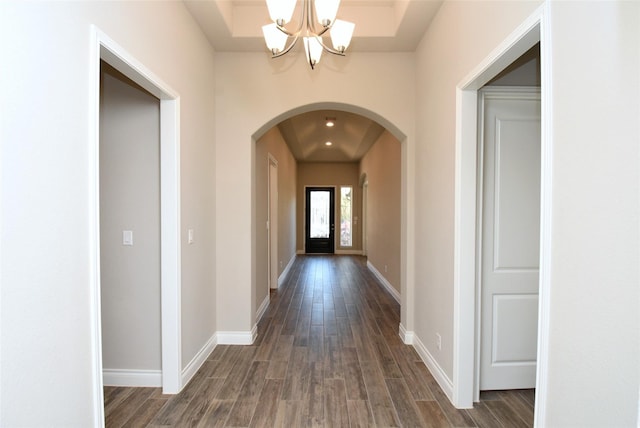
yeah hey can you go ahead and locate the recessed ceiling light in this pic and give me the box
[325,141,333,146]
[325,117,335,127]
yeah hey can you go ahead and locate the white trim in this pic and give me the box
[453,5,545,410]
[533,3,553,425]
[412,333,455,403]
[103,369,162,388]
[278,254,297,287]
[88,27,105,428]
[256,294,270,323]
[217,328,257,345]
[399,323,414,345]
[91,27,183,407]
[366,261,401,304]
[181,333,217,387]
[296,249,305,255]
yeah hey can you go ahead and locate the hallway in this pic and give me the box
[104,256,534,427]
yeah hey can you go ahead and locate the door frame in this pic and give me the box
[304,185,336,254]
[476,86,541,391]
[452,4,552,421]
[90,26,182,425]
[267,154,278,289]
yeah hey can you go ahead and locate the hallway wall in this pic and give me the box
[414,1,639,426]
[0,2,217,425]
[255,127,298,314]
[215,52,416,334]
[359,130,401,295]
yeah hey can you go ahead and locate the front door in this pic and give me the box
[479,88,541,390]
[305,187,335,254]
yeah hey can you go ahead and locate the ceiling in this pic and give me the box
[183,0,443,161]
[278,110,385,162]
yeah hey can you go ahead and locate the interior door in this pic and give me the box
[480,88,541,390]
[305,187,335,254]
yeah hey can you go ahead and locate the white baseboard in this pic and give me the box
[296,250,304,255]
[399,323,414,345]
[181,332,218,387]
[217,326,257,345]
[256,294,270,323]
[103,369,162,387]
[278,254,296,287]
[366,261,401,304]
[412,332,454,402]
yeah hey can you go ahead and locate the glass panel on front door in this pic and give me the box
[310,190,330,238]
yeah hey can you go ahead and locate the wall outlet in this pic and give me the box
[384,265,388,273]
[280,261,283,268]
[436,333,442,351]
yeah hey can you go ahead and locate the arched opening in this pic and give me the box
[251,102,409,335]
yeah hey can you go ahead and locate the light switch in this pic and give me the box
[122,230,133,246]
[188,229,194,244]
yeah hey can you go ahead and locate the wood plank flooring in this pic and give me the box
[104,255,534,427]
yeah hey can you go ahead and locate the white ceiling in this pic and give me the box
[183,0,443,161]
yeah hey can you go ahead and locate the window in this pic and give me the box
[340,186,352,247]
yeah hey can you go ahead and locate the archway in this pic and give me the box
[250,102,412,338]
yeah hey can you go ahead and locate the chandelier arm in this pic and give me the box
[314,35,346,56]
[271,35,300,58]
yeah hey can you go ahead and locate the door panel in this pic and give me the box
[480,89,540,390]
[305,187,335,253]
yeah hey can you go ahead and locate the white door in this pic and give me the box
[479,88,541,390]
[268,160,278,289]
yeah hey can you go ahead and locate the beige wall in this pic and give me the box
[413,0,543,381]
[296,162,362,253]
[100,65,161,373]
[415,1,639,425]
[359,131,401,294]
[255,127,297,313]
[543,2,639,425]
[1,2,217,424]
[214,52,415,334]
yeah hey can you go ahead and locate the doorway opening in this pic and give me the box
[90,27,182,423]
[305,186,336,254]
[99,61,162,389]
[453,6,551,420]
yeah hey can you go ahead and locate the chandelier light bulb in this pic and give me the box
[304,36,324,68]
[265,0,297,26]
[330,19,355,53]
[315,0,341,27]
[262,23,288,54]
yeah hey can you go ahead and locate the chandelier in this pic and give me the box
[262,0,355,69]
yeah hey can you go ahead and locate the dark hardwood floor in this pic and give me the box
[104,255,534,427]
